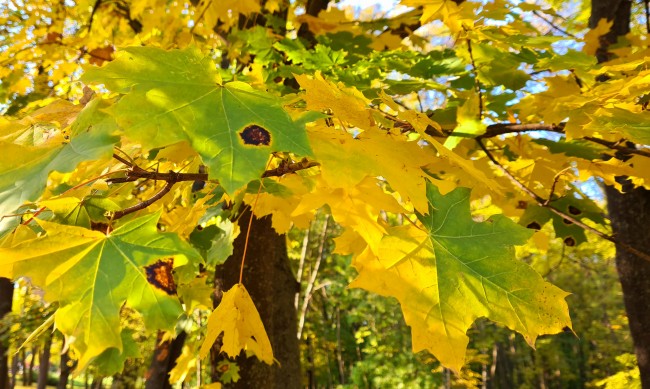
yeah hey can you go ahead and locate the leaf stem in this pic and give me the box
[239,158,274,284]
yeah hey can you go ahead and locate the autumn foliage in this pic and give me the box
[1,0,649,386]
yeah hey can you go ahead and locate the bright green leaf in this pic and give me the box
[82,46,313,194]
[0,212,201,370]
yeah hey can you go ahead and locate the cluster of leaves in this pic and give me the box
[290,211,632,388]
[1,0,649,383]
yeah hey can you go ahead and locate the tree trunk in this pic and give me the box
[91,376,104,389]
[214,210,301,389]
[37,334,52,389]
[27,347,37,386]
[57,348,72,389]
[605,183,650,386]
[589,0,650,386]
[144,331,186,389]
[9,354,17,389]
[0,278,12,389]
[20,350,26,387]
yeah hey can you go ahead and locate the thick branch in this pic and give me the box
[108,154,319,184]
[476,139,650,263]
[422,122,650,159]
[108,154,320,219]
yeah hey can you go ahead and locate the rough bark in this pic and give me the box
[605,183,650,386]
[590,0,650,386]
[0,278,12,389]
[144,331,187,389]
[214,210,301,389]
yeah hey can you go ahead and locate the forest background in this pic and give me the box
[0,0,649,388]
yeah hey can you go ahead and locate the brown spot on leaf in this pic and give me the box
[568,205,581,215]
[562,218,573,225]
[239,125,271,146]
[526,221,542,230]
[564,237,576,246]
[145,258,177,295]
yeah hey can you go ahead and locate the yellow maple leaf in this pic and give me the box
[199,284,274,365]
[196,0,261,30]
[350,185,571,371]
[293,176,403,253]
[400,0,473,33]
[169,345,197,384]
[295,72,374,130]
[397,108,502,194]
[295,8,360,36]
[308,124,437,211]
[162,194,214,239]
[583,18,612,56]
[243,174,314,233]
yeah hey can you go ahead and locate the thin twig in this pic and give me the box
[476,139,650,263]
[87,0,103,33]
[465,35,484,119]
[582,136,650,159]
[112,153,134,168]
[532,10,578,38]
[239,159,269,285]
[20,169,127,226]
[190,0,213,33]
[112,181,175,220]
[544,166,573,206]
[645,0,650,34]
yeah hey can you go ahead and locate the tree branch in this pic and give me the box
[476,139,650,263]
[425,122,650,159]
[111,181,174,220]
[107,154,320,220]
[107,154,319,185]
[532,10,578,38]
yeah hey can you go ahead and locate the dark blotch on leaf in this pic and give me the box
[239,125,271,146]
[145,258,177,295]
[527,221,542,230]
[564,237,576,247]
[516,201,528,209]
[562,218,573,225]
[568,205,581,215]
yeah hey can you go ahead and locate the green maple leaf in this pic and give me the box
[0,123,118,233]
[82,46,313,194]
[350,183,572,370]
[0,212,201,370]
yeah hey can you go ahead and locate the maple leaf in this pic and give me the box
[583,18,612,55]
[295,72,374,129]
[199,283,274,365]
[0,116,118,232]
[196,0,261,29]
[308,124,437,211]
[350,183,572,371]
[82,46,312,194]
[0,212,201,370]
[292,176,404,253]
